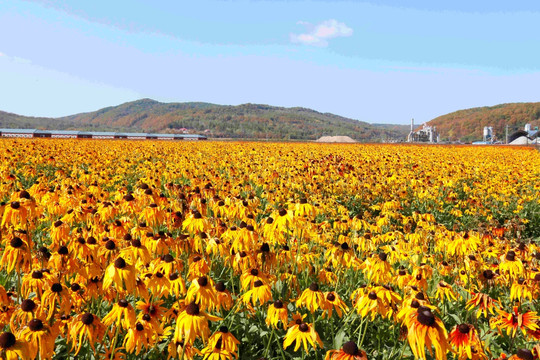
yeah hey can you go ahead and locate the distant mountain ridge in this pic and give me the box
[426,102,540,142]
[0,99,410,141]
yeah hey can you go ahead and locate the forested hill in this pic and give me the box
[0,99,409,141]
[427,102,540,142]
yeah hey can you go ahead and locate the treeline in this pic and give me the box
[428,102,540,141]
[1,99,410,141]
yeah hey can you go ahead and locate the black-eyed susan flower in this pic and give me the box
[435,281,457,302]
[499,251,524,279]
[102,299,136,330]
[174,302,221,345]
[18,318,58,359]
[325,341,368,360]
[123,320,155,355]
[241,280,272,307]
[103,256,136,293]
[510,278,533,302]
[10,299,44,330]
[448,324,482,360]
[0,236,31,273]
[136,300,165,331]
[186,276,218,311]
[21,269,52,298]
[283,322,323,353]
[354,290,388,320]
[208,326,240,353]
[1,201,28,229]
[466,292,498,318]
[407,306,449,360]
[266,300,288,329]
[296,282,324,313]
[491,306,539,337]
[214,281,233,311]
[200,338,237,360]
[322,291,349,319]
[0,331,29,360]
[68,312,106,355]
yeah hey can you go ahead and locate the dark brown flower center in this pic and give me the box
[254,280,264,287]
[118,299,129,308]
[215,281,226,292]
[105,240,116,250]
[309,282,319,291]
[417,308,435,326]
[368,292,378,300]
[70,283,81,292]
[185,302,200,316]
[274,300,284,309]
[250,269,259,276]
[483,270,494,279]
[378,252,388,261]
[10,237,23,248]
[197,276,208,286]
[326,293,336,301]
[136,322,144,331]
[415,292,425,300]
[0,332,16,349]
[219,326,229,333]
[28,319,44,331]
[278,209,287,216]
[10,202,20,209]
[21,299,36,312]
[114,257,126,269]
[458,324,471,334]
[506,251,516,261]
[299,323,309,332]
[517,349,534,360]
[81,313,94,325]
[20,190,30,199]
[32,271,43,279]
[342,341,360,355]
[51,283,63,293]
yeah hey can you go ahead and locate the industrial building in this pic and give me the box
[0,129,208,140]
[407,119,439,143]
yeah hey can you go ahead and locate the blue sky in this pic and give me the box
[1,0,540,124]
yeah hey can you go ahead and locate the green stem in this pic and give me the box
[264,328,275,357]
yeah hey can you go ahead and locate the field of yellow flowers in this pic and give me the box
[0,139,539,360]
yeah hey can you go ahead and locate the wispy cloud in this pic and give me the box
[0,51,5,57]
[291,19,353,47]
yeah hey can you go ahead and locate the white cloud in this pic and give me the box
[0,52,5,57]
[291,19,353,47]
